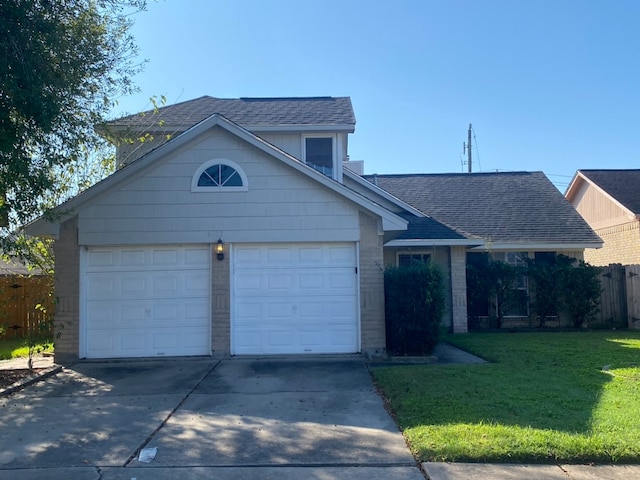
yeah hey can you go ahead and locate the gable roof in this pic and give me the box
[106,96,356,133]
[341,169,482,246]
[27,113,406,237]
[566,169,640,215]
[364,171,602,249]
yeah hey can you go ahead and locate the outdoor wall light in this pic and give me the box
[216,238,225,261]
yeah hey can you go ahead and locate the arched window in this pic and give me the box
[191,159,248,192]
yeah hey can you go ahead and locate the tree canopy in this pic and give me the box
[0,0,146,226]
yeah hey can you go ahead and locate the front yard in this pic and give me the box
[372,331,640,464]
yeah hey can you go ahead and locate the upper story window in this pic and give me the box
[304,136,334,178]
[191,159,248,192]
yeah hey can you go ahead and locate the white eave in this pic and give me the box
[385,238,485,247]
[469,242,603,251]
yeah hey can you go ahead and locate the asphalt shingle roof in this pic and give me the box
[578,169,640,214]
[394,213,470,241]
[109,96,356,130]
[364,171,601,245]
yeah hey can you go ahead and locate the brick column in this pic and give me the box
[53,218,80,364]
[450,246,469,333]
[212,244,231,356]
[359,212,386,356]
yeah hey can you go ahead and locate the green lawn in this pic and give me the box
[0,337,54,360]
[371,331,640,464]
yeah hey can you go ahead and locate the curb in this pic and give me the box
[0,365,62,397]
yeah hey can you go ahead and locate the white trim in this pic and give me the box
[302,134,337,181]
[355,241,362,353]
[386,239,484,247]
[470,242,602,251]
[191,158,249,192]
[79,247,88,359]
[229,242,235,356]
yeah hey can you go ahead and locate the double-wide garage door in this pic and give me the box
[82,243,359,358]
[232,243,359,355]
[83,246,211,358]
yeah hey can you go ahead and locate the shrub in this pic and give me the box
[466,254,524,329]
[384,263,445,355]
[556,256,602,327]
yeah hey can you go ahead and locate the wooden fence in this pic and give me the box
[0,276,54,339]
[591,264,640,329]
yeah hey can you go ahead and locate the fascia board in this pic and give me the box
[469,242,603,251]
[385,239,485,247]
[23,219,60,238]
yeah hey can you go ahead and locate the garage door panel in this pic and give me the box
[83,245,211,358]
[235,269,356,297]
[233,243,358,355]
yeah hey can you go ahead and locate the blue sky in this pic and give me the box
[114,0,640,191]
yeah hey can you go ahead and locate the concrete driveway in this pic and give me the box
[0,357,424,479]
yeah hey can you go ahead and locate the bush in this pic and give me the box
[384,263,445,355]
[556,256,601,327]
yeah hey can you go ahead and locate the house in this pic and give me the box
[565,169,640,266]
[26,96,602,363]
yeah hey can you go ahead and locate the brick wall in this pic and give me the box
[358,211,386,356]
[449,246,468,333]
[211,246,230,356]
[585,221,640,266]
[53,218,80,365]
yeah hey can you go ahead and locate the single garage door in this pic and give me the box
[232,243,358,355]
[83,245,211,358]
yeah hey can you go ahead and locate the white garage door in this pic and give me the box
[232,243,359,355]
[82,246,211,358]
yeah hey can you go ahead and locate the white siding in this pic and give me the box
[78,126,361,245]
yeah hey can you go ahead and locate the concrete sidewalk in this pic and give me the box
[422,462,640,479]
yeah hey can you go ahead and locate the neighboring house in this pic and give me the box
[565,169,640,266]
[26,96,602,363]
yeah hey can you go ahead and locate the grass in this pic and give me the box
[0,337,54,360]
[371,331,640,464]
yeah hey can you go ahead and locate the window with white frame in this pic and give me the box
[304,136,334,178]
[191,159,248,192]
